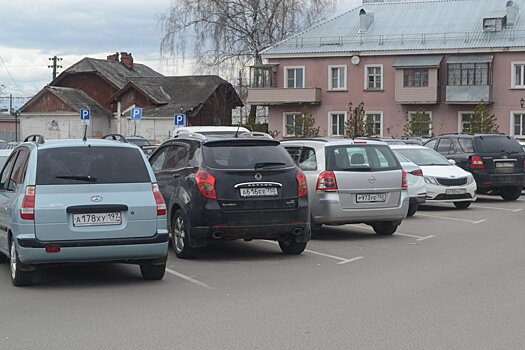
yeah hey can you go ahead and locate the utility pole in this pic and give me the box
[48,56,63,80]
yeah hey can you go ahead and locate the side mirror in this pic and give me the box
[448,159,456,165]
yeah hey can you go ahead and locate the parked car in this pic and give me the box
[0,135,168,286]
[6,142,21,150]
[424,134,525,200]
[355,137,406,145]
[0,149,14,170]
[126,136,151,148]
[392,151,427,216]
[149,133,310,259]
[519,141,525,152]
[141,145,159,158]
[282,138,409,236]
[391,145,476,209]
[172,126,250,138]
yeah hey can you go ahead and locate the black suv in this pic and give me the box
[424,134,525,200]
[149,133,310,258]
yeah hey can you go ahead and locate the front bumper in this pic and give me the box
[425,182,477,203]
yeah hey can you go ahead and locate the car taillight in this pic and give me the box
[316,171,338,191]
[152,183,166,216]
[196,169,217,199]
[409,169,423,176]
[469,155,485,169]
[20,185,36,220]
[402,170,408,190]
[296,169,308,197]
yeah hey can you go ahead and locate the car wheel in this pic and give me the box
[140,262,166,280]
[407,203,418,217]
[172,210,196,259]
[372,221,398,235]
[454,201,471,209]
[278,238,307,255]
[500,187,521,201]
[10,240,33,287]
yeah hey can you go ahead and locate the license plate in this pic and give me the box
[356,193,386,203]
[495,162,515,168]
[446,188,467,195]
[240,187,278,197]
[73,212,122,226]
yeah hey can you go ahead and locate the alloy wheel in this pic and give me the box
[174,216,185,252]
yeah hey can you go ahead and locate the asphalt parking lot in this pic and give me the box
[1,194,525,350]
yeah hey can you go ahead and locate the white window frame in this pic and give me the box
[457,111,475,133]
[328,111,347,136]
[365,111,384,137]
[407,110,433,137]
[328,65,347,91]
[282,112,303,137]
[364,64,383,90]
[284,66,305,88]
[511,61,525,88]
[510,110,525,138]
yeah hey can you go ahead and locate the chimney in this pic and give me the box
[506,1,519,27]
[107,52,119,62]
[359,9,374,33]
[120,52,134,70]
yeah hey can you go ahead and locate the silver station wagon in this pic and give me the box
[0,135,168,286]
[283,138,409,236]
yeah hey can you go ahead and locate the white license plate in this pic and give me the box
[495,162,515,168]
[446,188,467,195]
[73,212,122,226]
[356,193,386,203]
[240,187,278,197]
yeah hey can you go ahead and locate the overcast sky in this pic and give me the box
[0,0,362,100]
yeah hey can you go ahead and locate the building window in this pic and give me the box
[365,65,383,89]
[447,63,489,86]
[283,112,303,137]
[285,67,304,88]
[403,69,429,87]
[407,111,432,137]
[365,112,383,137]
[328,65,347,90]
[513,113,525,137]
[511,62,525,88]
[329,112,346,136]
[458,112,474,132]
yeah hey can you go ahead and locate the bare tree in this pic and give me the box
[159,0,337,119]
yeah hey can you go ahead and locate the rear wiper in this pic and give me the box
[420,163,447,166]
[254,162,286,169]
[55,175,97,182]
[341,166,372,171]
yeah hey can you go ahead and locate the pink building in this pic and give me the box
[247,0,525,140]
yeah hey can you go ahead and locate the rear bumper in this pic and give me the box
[192,223,311,242]
[474,172,525,189]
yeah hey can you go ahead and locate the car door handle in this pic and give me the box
[173,174,180,179]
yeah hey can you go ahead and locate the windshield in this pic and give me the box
[395,148,450,166]
[202,143,294,169]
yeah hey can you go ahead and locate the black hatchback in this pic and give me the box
[424,134,525,200]
[149,134,310,259]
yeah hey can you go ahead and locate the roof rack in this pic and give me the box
[173,132,207,140]
[102,134,129,143]
[24,134,45,144]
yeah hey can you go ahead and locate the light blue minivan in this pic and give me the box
[0,135,168,286]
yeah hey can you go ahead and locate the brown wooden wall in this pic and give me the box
[57,73,117,110]
[23,91,75,113]
[192,85,234,126]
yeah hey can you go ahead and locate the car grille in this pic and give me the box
[432,193,473,200]
[436,177,467,186]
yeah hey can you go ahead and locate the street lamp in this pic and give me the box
[520,97,525,109]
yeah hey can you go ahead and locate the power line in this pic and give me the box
[0,55,29,95]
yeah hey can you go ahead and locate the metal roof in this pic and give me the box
[262,0,525,56]
[447,54,494,63]
[392,55,443,67]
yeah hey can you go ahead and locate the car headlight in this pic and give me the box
[466,174,475,185]
[424,176,438,185]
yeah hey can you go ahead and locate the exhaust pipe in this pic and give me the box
[211,231,224,239]
[292,228,303,236]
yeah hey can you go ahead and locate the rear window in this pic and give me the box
[475,136,523,154]
[36,146,150,185]
[203,143,295,169]
[127,138,151,147]
[326,145,400,171]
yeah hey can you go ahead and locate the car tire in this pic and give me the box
[500,187,521,201]
[278,238,307,255]
[372,221,398,235]
[0,252,8,263]
[453,201,471,209]
[407,203,418,217]
[140,262,166,280]
[10,240,33,287]
[172,210,196,259]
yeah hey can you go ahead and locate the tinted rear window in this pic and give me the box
[36,146,150,185]
[203,144,294,169]
[475,136,523,154]
[326,145,400,171]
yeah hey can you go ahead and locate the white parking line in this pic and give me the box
[416,213,486,224]
[165,268,214,289]
[396,233,436,241]
[262,240,363,265]
[473,205,523,212]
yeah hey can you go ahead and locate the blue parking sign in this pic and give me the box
[130,107,143,120]
[80,108,90,121]
[174,113,185,126]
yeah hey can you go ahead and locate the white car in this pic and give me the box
[392,151,427,216]
[172,126,250,138]
[391,145,477,209]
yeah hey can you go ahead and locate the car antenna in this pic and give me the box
[234,123,241,138]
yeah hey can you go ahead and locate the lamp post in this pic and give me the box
[520,98,525,109]
[14,110,19,141]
